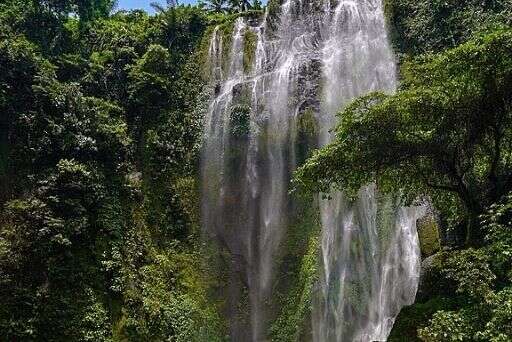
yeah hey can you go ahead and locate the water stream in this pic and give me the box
[201,0,423,340]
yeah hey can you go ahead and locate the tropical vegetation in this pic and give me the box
[0,0,511,340]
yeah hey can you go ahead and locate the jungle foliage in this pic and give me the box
[384,0,512,56]
[0,1,225,340]
[390,194,512,341]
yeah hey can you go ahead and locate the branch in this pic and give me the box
[488,114,503,195]
[425,181,460,194]
[419,167,460,194]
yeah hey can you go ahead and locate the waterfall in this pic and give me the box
[201,0,423,340]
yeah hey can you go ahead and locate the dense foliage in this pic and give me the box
[392,193,512,341]
[0,1,225,340]
[384,0,512,55]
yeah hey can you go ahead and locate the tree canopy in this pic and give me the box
[385,0,512,55]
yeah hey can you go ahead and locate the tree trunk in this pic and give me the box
[465,209,482,247]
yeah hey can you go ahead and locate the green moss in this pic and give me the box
[417,216,441,257]
[201,11,265,80]
[270,196,321,342]
[271,235,319,342]
[297,108,317,138]
[173,176,201,236]
[296,108,319,164]
[243,28,257,73]
[198,18,237,82]
[113,200,226,342]
[219,20,235,74]
[199,25,217,81]
[230,104,251,137]
[267,0,283,26]
[376,192,398,249]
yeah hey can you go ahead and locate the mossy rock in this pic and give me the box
[270,195,321,342]
[229,104,251,137]
[243,28,257,73]
[267,0,284,30]
[417,252,455,302]
[417,215,441,257]
[295,108,319,164]
[297,108,318,138]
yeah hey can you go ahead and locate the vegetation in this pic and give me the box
[413,194,512,341]
[270,195,320,342]
[242,27,257,73]
[200,0,262,13]
[384,0,512,56]
[1,0,511,340]
[417,216,441,257]
[0,1,224,340]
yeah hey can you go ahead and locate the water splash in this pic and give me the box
[201,1,423,340]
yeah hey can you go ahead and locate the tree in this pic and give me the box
[0,2,217,340]
[32,0,116,24]
[385,0,512,55]
[200,0,229,13]
[417,192,512,341]
[150,0,179,13]
[294,28,512,245]
[251,0,262,11]
[0,36,46,202]
[0,75,130,340]
[75,0,117,29]
[199,0,253,13]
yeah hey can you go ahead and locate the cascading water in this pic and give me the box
[312,1,425,341]
[201,0,424,340]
